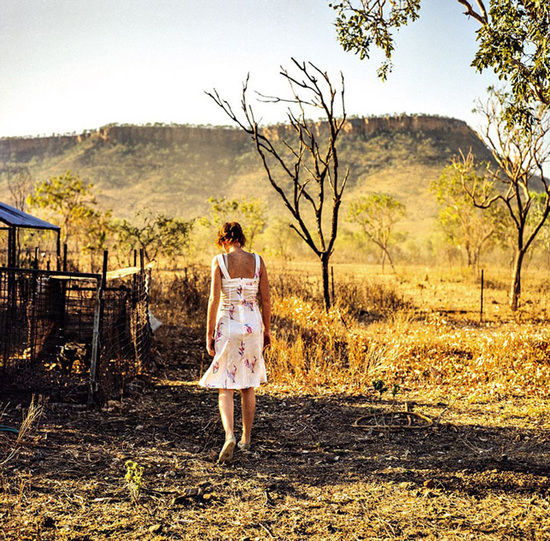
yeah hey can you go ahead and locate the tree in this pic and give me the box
[329,0,550,127]
[461,87,550,310]
[348,193,405,272]
[113,211,193,263]
[204,197,267,249]
[431,152,504,270]
[261,217,301,264]
[206,59,349,309]
[26,171,99,244]
[6,167,33,211]
[530,191,550,266]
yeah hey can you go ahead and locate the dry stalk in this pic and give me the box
[0,395,44,466]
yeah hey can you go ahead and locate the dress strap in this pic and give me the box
[217,254,231,280]
[253,253,260,279]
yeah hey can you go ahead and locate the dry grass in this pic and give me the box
[156,262,550,401]
[1,262,550,540]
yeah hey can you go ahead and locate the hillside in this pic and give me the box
[0,115,493,244]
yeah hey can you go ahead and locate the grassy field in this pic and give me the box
[1,262,550,539]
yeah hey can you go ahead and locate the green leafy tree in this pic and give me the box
[525,191,550,266]
[203,196,267,249]
[113,211,193,263]
[261,217,301,264]
[26,170,99,245]
[329,0,550,127]
[348,193,406,272]
[431,152,505,270]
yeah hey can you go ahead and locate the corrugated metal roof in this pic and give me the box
[0,202,60,230]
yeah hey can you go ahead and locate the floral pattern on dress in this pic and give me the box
[242,300,254,311]
[245,356,257,373]
[226,364,237,383]
[215,320,224,341]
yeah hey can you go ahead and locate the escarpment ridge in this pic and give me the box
[0,114,486,163]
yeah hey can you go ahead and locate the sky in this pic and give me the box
[0,0,500,138]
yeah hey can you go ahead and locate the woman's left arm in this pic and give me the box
[206,257,222,356]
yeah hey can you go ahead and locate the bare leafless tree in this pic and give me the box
[206,59,349,309]
[6,167,33,210]
[461,87,550,311]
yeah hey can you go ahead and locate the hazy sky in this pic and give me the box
[0,0,500,138]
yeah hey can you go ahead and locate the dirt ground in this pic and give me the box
[1,320,550,540]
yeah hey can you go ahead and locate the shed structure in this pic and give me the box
[0,202,152,405]
[0,202,61,268]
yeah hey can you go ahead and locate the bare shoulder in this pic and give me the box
[211,255,221,273]
[258,254,268,273]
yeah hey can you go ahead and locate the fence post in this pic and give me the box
[56,231,61,271]
[331,266,335,305]
[480,268,484,323]
[63,243,68,272]
[88,250,108,406]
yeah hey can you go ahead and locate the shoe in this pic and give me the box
[218,435,236,463]
[238,440,251,451]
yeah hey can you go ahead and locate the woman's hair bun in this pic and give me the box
[216,222,246,248]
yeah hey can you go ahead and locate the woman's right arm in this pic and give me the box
[258,256,271,349]
[206,257,221,356]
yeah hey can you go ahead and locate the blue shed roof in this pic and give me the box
[0,202,60,230]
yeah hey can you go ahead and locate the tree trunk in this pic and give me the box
[509,249,525,311]
[321,255,331,310]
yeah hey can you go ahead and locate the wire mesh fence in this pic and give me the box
[0,254,153,405]
[95,267,153,402]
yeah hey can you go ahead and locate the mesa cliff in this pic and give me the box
[0,114,488,164]
[0,114,492,239]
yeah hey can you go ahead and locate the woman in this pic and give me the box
[199,222,271,463]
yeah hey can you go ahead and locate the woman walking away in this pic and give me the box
[199,222,271,463]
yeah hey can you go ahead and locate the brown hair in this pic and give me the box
[216,222,246,248]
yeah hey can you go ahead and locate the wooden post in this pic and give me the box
[102,250,108,287]
[63,243,68,272]
[480,268,484,323]
[132,249,138,306]
[29,269,37,362]
[56,231,61,271]
[88,277,102,406]
[7,227,16,267]
[331,266,335,305]
[88,250,108,406]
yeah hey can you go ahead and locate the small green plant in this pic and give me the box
[391,383,400,397]
[124,460,144,503]
[372,379,388,398]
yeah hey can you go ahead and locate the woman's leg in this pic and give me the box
[240,387,256,444]
[218,389,235,439]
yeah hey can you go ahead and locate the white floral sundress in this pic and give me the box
[199,253,267,389]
